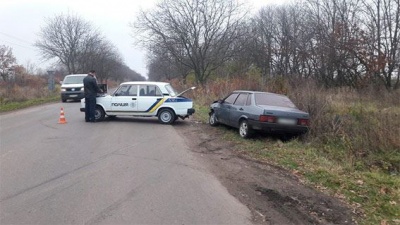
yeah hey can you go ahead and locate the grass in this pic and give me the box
[193,104,210,123]
[0,94,59,112]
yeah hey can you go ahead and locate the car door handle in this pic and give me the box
[132,98,136,100]
[239,108,244,111]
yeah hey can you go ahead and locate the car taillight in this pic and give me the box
[260,115,276,123]
[298,119,309,126]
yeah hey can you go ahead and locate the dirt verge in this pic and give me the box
[174,120,355,225]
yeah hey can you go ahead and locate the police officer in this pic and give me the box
[83,70,102,122]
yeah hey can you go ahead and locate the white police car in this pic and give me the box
[80,81,195,124]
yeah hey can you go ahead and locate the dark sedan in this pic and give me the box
[209,90,310,138]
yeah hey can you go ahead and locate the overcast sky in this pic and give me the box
[0,0,287,77]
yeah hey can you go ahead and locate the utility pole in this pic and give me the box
[47,70,55,91]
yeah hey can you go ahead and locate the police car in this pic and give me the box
[80,81,195,124]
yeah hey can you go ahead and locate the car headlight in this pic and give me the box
[61,88,66,92]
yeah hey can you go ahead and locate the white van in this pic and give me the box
[60,74,86,102]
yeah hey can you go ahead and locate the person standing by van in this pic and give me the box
[83,70,102,122]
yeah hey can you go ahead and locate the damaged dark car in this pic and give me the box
[209,90,310,138]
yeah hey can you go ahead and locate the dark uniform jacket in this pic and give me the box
[83,75,101,98]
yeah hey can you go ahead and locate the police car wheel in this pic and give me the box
[95,106,105,122]
[158,108,175,124]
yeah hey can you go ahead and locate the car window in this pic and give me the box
[255,93,296,108]
[115,85,130,96]
[234,93,248,106]
[224,93,239,104]
[127,85,138,96]
[154,87,163,96]
[246,94,252,106]
[139,85,162,96]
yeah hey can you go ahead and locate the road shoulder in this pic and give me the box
[174,120,355,225]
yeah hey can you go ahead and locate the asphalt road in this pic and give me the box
[0,102,251,224]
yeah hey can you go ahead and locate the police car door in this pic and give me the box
[137,84,163,114]
[110,84,138,114]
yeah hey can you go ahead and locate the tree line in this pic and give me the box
[1,13,145,83]
[35,13,145,83]
[134,0,399,90]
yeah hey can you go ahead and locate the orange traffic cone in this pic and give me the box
[58,107,67,124]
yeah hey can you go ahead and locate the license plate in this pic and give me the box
[277,118,296,125]
[69,95,78,97]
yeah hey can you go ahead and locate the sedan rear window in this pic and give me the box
[255,93,296,108]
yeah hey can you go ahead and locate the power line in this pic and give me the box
[0,32,33,45]
[0,38,36,50]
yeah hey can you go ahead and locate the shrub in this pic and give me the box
[289,79,400,173]
[0,74,58,105]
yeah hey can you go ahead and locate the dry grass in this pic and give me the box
[289,82,400,174]
[0,74,54,103]
[0,74,59,111]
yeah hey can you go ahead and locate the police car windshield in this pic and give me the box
[165,84,177,97]
[63,76,85,84]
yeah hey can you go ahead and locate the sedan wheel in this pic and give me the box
[239,120,252,138]
[209,111,219,126]
[158,108,175,124]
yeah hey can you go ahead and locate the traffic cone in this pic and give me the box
[58,107,67,124]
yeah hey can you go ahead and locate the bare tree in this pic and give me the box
[35,13,144,82]
[35,13,103,74]
[249,4,319,81]
[271,5,311,78]
[114,64,145,82]
[79,40,123,82]
[244,0,399,90]
[361,0,400,89]
[0,45,17,82]
[147,43,192,81]
[302,0,365,87]
[147,53,179,81]
[133,0,248,85]
[245,7,276,82]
